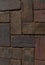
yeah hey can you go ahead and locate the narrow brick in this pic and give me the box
[0,0,20,10]
[22,0,33,23]
[11,60,21,65]
[34,10,45,22]
[22,48,34,65]
[22,22,35,34]
[0,11,9,22]
[0,23,10,46]
[34,0,45,9]
[11,11,21,34]
[11,35,35,47]
[35,23,45,34]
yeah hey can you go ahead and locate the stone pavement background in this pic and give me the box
[0,0,45,65]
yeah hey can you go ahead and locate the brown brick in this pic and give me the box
[35,23,45,34]
[34,10,45,22]
[35,60,45,65]
[11,48,22,60]
[11,59,21,65]
[22,0,33,23]
[0,11,9,22]
[35,36,45,60]
[22,48,34,65]
[22,22,35,34]
[34,0,45,9]
[0,0,20,10]
[11,11,21,34]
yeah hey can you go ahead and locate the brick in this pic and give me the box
[0,23,10,46]
[34,0,45,9]
[11,35,35,47]
[22,22,35,34]
[22,0,33,23]
[35,60,45,65]
[35,23,45,34]
[0,58,10,65]
[0,47,11,58]
[11,48,22,60]
[22,48,34,65]
[11,60,21,65]
[0,11,9,22]
[35,36,45,60]
[34,10,45,22]
[0,0,20,10]
[11,11,21,34]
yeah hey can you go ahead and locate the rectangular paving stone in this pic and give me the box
[35,23,45,34]
[34,10,45,22]
[22,22,35,34]
[0,23,10,46]
[11,48,22,60]
[11,35,35,47]
[22,0,33,23]
[22,48,34,65]
[34,0,45,9]
[0,11,9,22]
[11,11,21,34]
[0,47,11,58]
[0,0,20,11]
[0,58,10,65]
[11,60,21,65]
[35,60,45,65]
[35,36,45,60]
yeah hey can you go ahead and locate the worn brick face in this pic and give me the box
[11,11,21,34]
[34,0,45,9]
[34,10,45,22]
[0,11,9,22]
[22,48,34,65]
[0,0,20,10]
[0,23,10,46]
[22,0,33,23]
[11,35,35,47]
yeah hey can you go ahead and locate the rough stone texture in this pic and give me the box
[22,48,34,65]
[0,0,20,11]
[0,23,10,46]
[34,10,45,22]
[35,36,45,60]
[22,0,33,23]
[0,11,9,22]
[11,11,21,34]
[11,60,21,65]
[22,22,35,34]
[35,60,45,65]
[34,0,45,9]
[11,35,35,47]
[35,23,45,34]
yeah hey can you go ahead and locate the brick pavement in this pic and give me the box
[0,0,45,65]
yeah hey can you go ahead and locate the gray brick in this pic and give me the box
[0,23,10,46]
[0,0,20,10]
[22,0,33,23]
[0,58,10,65]
[11,35,35,47]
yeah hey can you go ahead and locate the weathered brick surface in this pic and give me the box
[22,48,34,65]
[35,60,45,65]
[0,11,9,22]
[0,23,10,46]
[34,0,45,9]
[0,0,20,10]
[11,35,35,47]
[11,11,21,34]
[34,10,45,22]
[35,36,45,60]
[22,0,33,23]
